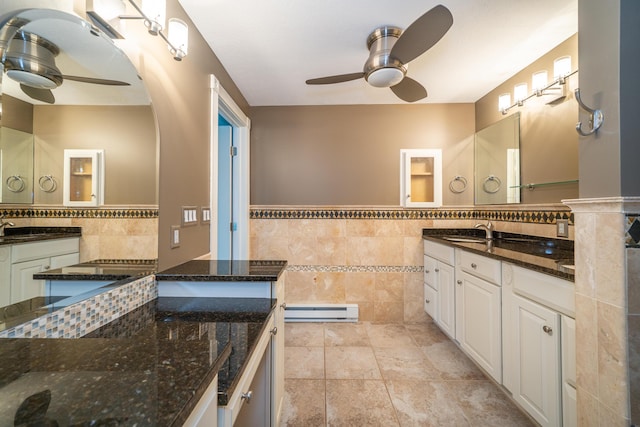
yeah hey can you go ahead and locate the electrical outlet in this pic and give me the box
[170,225,180,248]
[557,219,569,238]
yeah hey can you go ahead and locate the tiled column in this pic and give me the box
[564,197,640,426]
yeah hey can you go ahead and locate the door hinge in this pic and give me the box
[230,146,238,157]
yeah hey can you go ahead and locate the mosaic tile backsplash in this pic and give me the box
[0,275,157,339]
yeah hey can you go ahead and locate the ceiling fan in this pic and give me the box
[305,4,453,102]
[1,29,130,104]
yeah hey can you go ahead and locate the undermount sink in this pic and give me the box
[441,236,487,244]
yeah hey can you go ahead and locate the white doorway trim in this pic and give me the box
[209,74,251,259]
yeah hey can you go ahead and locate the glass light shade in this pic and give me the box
[142,0,166,30]
[92,0,126,21]
[532,70,548,91]
[514,83,528,103]
[168,18,189,56]
[553,56,571,80]
[498,93,511,112]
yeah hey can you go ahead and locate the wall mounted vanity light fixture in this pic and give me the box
[499,56,576,115]
[119,0,189,60]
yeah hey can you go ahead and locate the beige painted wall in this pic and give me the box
[475,35,579,204]
[32,105,157,205]
[250,104,475,206]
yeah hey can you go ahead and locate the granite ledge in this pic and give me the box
[155,259,287,282]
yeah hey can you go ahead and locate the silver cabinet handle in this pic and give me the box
[270,326,278,336]
[471,263,477,269]
[457,280,462,285]
[542,325,553,334]
[241,390,253,403]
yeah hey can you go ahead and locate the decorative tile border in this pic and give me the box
[0,275,157,339]
[250,207,574,224]
[627,215,640,247]
[0,207,158,219]
[286,265,423,273]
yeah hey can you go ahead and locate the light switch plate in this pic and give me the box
[182,206,198,227]
[201,206,211,224]
[170,225,180,248]
[557,219,569,238]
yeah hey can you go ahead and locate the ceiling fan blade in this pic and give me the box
[390,4,453,64]
[21,84,55,104]
[391,77,428,102]
[61,75,131,86]
[306,72,364,85]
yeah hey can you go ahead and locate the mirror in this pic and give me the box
[0,7,157,206]
[474,113,520,205]
[0,127,34,203]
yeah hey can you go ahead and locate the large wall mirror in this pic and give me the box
[0,7,158,206]
[474,113,520,205]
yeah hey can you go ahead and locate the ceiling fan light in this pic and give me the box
[6,70,58,89]
[367,67,404,88]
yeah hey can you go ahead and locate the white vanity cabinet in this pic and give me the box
[0,247,11,307]
[9,238,80,304]
[423,240,455,338]
[455,249,502,383]
[502,262,575,427]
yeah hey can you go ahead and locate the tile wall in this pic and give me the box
[564,197,640,427]
[0,206,158,261]
[250,205,573,323]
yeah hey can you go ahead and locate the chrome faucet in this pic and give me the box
[474,220,494,240]
[0,216,15,236]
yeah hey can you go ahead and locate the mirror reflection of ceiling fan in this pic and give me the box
[2,28,130,104]
[305,4,453,102]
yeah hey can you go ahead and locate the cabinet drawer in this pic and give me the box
[458,250,501,285]
[423,255,438,290]
[424,239,455,265]
[11,238,79,264]
[424,284,437,319]
[509,263,574,317]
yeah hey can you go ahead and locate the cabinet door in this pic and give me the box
[436,262,455,338]
[457,271,502,382]
[272,277,285,426]
[512,294,561,427]
[400,149,442,207]
[63,149,104,206]
[11,258,49,304]
[424,284,437,320]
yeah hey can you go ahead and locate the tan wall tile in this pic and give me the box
[576,293,599,395]
[595,213,626,306]
[374,299,404,323]
[627,248,640,315]
[374,272,404,302]
[344,273,375,303]
[577,388,599,427]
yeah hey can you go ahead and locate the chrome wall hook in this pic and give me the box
[575,88,604,136]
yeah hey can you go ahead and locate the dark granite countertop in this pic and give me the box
[33,259,158,281]
[423,228,574,281]
[0,226,81,246]
[0,297,274,426]
[155,259,288,282]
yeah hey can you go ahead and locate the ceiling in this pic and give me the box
[178,0,578,106]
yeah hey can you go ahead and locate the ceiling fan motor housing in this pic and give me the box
[3,30,63,89]
[364,26,406,87]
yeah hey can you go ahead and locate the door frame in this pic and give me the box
[209,74,250,259]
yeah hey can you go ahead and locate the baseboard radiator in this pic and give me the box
[284,304,359,322]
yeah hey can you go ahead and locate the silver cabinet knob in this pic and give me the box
[434,268,440,273]
[425,269,430,274]
[425,298,430,304]
[241,390,253,403]
[270,326,278,336]
[280,302,287,309]
[471,263,478,269]
[457,280,462,285]
[542,325,553,334]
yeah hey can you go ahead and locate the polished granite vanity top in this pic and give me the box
[0,297,274,426]
[155,259,288,282]
[0,226,81,245]
[33,259,158,281]
[423,228,574,281]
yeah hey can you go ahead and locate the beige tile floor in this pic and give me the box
[281,320,535,427]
